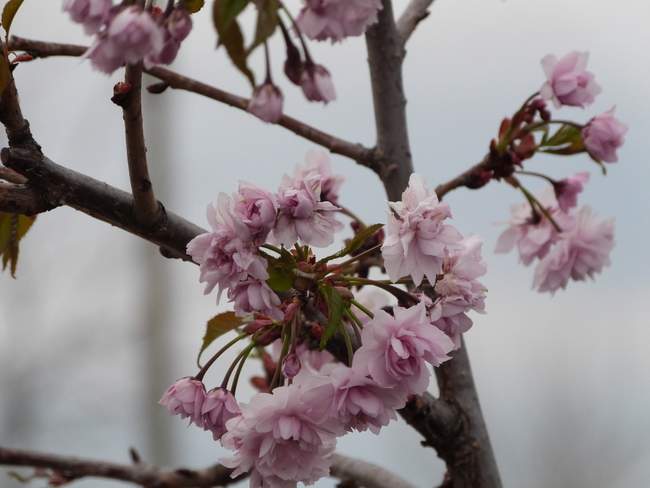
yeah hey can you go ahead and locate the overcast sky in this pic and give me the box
[1,1,649,487]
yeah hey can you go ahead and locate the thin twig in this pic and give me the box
[396,0,435,44]
[8,36,378,169]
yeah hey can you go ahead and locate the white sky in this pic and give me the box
[1,1,649,487]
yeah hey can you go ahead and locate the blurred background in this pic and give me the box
[1,0,649,486]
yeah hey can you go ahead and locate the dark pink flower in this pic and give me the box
[167,7,192,41]
[582,108,628,163]
[159,377,206,427]
[63,0,112,34]
[300,64,336,103]
[540,51,601,108]
[248,83,284,123]
[201,388,240,441]
[296,0,382,42]
[555,172,589,212]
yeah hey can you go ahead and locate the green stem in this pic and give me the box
[328,244,382,274]
[350,299,374,319]
[230,344,255,395]
[221,343,255,390]
[270,323,291,389]
[339,321,354,366]
[261,243,283,254]
[195,333,248,378]
[515,170,558,185]
[338,205,367,229]
[518,185,562,232]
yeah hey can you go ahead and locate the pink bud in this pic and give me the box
[159,377,206,427]
[167,8,193,41]
[582,108,627,163]
[248,83,284,123]
[300,64,336,103]
[282,353,301,378]
[554,172,589,212]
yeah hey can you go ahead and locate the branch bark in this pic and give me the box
[120,62,161,226]
[366,2,502,487]
[8,36,378,169]
[0,447,410,488]
[396,0,435,44]
[1,147,204,260]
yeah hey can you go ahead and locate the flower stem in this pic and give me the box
[230,344,255,395]
[350,299,374,319]
[222,343,256,390]
[195,333,248,379]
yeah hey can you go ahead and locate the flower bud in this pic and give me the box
[248,83,284,123]
[300,64,336,103]
[282,353,301,378]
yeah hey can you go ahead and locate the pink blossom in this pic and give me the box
[282,353,302,378]
[221,381,340,487]
[234,182,278,243]
[187,195,268,297]
[294,150,344,205]
[63,0,112,34]
[300,64,336,103]
[582,108,628,163]
[426,236,488,348]
[323,363,404,434]
[272,173,342,247]
[296,0,383,42]
[296,343,335,373]
[85,6,164,73]
[248,83,284,123]
[533,206,614,293]
[540,51,601,108]
[146,30,180,65]
[353,303,454,395]
[495,194,573,265]
[201,388,240,441]
[381,174,463,286]
[159,377,206,427]
[167,8,192,41]
[229,280,282,320]
[555,172,589,212]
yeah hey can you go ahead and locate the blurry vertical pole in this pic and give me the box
[140,74,174,466]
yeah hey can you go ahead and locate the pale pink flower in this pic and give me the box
[221,380,340,487]
[353,303,454,395]
[323,363,404,434]
[62,0,112,34]
[187,194,268,297]
[146,29,180,65]
[495,194,573,265]
[295,343,335,373]
[381,174,463,286]
[272,173,342,247]
[540,51,601,108]
[301,64,336,103]
[167,7,192,41]
[201,388,240,441]
[248,83,284,123]
[296,0,383,42]
[533,206,614,293]
[86,6,164,73]
[229,280,282,320]
[582,108,628,163]
[555,172,589,212]
[294,150,345,205]
[159,377,206,427]
[234,182,278,243]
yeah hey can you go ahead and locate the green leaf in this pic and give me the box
[247,0,279,55]
[180,0,205,13]
[267,263,293,292]
[2,0,24,37]
[542,124,582,148]
[319,285,345,348]
[0,212,35,278]
[213,0,255,86]
[321,223,383,263]
[197,311,243,365]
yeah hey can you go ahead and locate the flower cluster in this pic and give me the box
[187,151,343,319]
[63,0,192,74]
[496,188,615,293]
[163,167,486,487]
[296,0,383,43]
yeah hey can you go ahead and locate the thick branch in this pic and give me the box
[1,147,204,260]
[330,453,416,488]
[396,0,435,44]
[120,62,160,226]
[0,181,51,214]
[0,446,239,487]
[8,36,378,168]
[365,0,413,200]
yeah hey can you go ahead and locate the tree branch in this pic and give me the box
[0,446,240,487]
[0,181,51,214]
[365,0,413,200]
[119,62,161,226]
[0,447,409,488]
[435,153,493,199]
[8,36,378,169]
[396,0,435,44]
[366,2,502,487]
[1,147,204,260]
[330,453,416,488]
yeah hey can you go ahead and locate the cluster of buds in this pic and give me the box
[62,0,193,74]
